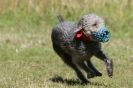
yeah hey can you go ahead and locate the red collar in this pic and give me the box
[75,29,92,42]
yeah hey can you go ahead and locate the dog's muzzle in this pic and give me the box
[91,26,111,42]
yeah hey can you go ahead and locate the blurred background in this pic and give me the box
[0,0,133,88]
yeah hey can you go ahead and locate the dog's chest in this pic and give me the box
[62,39,102,58]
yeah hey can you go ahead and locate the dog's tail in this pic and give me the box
[57,15,64,23]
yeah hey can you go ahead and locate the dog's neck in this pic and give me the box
[75,29,92,42]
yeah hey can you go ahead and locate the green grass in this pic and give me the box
[0,0,133,88]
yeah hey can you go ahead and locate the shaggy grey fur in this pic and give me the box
[51,14,113,83]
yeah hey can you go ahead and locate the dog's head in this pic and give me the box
[76,14,110,42]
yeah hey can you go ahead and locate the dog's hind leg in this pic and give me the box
[86,60,102,78]
[95,50,113,77]
[52,43,89,83]
[78,61,102,79]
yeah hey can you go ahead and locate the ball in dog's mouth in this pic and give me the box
[91,26,111,43]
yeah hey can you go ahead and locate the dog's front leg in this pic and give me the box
[95,50,113,77]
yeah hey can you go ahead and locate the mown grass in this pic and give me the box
[0,0,133,88]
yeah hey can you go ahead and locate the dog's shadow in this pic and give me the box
[49,75,108,86]
[49,75,80,85]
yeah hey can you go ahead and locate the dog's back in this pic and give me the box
[51,18,78,52]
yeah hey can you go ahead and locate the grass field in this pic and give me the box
[0,0,133,88]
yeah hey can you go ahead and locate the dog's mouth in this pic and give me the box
[76,26,110,43]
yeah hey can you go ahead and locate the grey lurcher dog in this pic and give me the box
[51,14,113,83]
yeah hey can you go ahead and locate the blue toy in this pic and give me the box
[91,26,111,42]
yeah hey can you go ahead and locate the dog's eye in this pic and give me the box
[92,23,97,27]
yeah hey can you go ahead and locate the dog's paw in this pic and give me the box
[87,72,102,79]
[87,73,95,79]
[96,72,102,76]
